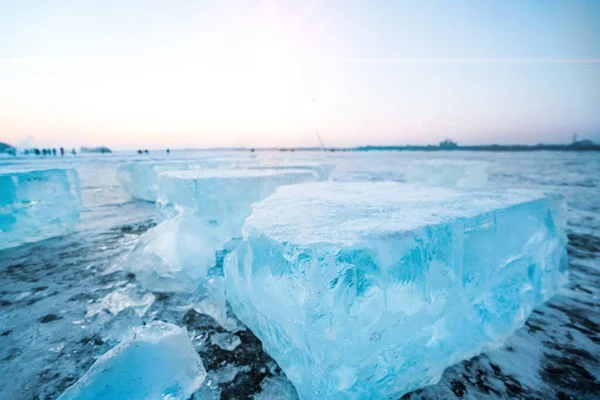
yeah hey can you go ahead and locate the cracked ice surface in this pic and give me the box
[225,181,568,399]
[406,160,488,188]
[0,169,80,250]
[58,321,206,400]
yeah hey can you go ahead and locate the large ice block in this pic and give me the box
[224,182,568,399]
[123,169,319,293]
[0,169,80,250]
[156,169,319,240]
[406,160,487,188]
[116,161,207,202]
[58,321,206,400]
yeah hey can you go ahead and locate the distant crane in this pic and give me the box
[315,131,326,151]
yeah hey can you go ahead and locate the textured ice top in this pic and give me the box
[244,181,547,246]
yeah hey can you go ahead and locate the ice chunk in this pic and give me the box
[58,321,206,400]
[406,160,487,188]
[0,169,80,250]
[156,169,319,228]
[86,284,155,319]
[210,332,241,351]
[122,169,319,293]
[253,375,299,400]
[116,161,219,202]
[224,182,568,399]
[120,211,218,293]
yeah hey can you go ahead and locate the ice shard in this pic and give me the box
[0,169,80,251]
[406,160,488,188]
[224,181,568,399]
[58,321,206,400]
[120,211,218,293]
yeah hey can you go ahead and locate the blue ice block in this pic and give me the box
[58,321,206,400]
[0,169,80,250]
[121,169,319,293]
[224,182,568,399]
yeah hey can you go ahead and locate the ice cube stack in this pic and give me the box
[0,168,80,251]
[224,181,568,398]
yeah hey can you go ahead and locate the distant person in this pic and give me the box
[60,147,65,156]
[52,148,57,156]
[144,149,149,154]
[34,148,40,155]
[72,148,76,155]
[24,149,29,155]
[166,149,170,154]
[137,149,143,154]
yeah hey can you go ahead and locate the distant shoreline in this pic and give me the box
[225,143,600,152]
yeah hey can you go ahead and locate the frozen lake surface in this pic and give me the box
[0,150,599,399]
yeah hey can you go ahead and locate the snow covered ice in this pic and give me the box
[224,181,568,399]
[0,168,80,250]
[406,160,488,188]
[58,321,206,400]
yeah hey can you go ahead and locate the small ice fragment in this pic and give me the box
[193,277,243,332]
[58,321,206,400]
[0,169,80,250]
[210,332,241,351]
[86,284,155,318]
[253,375,299,400]
[406,160,487,188]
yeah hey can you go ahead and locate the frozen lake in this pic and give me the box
[0,150,599,399]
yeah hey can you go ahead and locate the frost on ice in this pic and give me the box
[0,169,80,250]
[122,169,319,293]
[224,181,568,399]
[58,321,206,400]
[406,160,488,188]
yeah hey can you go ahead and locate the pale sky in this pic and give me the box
[1,0,599,149]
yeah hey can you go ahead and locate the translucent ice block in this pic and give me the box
[116,161,207,202]
[406,160,487,188]
[120,211,218,292]
[156,169,319,241]
[123,169,319,293]
[224,182,568,399]
[0,169,80,250]
[58,321,206,400]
